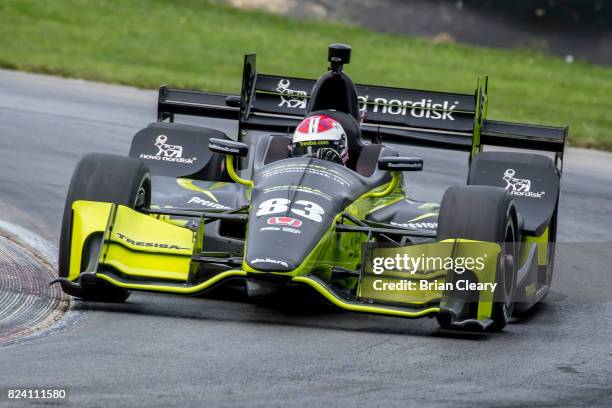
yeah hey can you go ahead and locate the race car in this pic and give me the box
[54,44,567,331]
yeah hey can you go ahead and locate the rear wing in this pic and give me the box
[157,53,568,169]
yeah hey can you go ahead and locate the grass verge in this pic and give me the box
[1,0,611,149]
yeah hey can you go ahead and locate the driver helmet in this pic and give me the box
[291,114,349,164]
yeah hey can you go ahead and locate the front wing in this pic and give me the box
[63,200,517,329]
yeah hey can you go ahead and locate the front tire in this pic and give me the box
[58,153,151,302]
[436,185,517,332]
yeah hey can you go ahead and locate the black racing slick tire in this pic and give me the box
[58,153,151,302]
[436,185,518,332]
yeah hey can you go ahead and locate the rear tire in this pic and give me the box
[436,185,517,332]
[58,153,151,302]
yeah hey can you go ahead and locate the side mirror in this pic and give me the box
[208,138,249,157]
[378,157,423,171]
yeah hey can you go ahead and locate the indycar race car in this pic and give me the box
[54,44,567,331]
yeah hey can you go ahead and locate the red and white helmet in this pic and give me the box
[291,114,349,164]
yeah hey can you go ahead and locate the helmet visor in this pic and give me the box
[292,140,345,158]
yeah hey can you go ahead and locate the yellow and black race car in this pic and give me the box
[54,44,567,331]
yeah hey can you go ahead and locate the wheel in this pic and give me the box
[436,185,517,332]
[58,153,151,302]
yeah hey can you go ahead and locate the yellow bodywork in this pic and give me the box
[69,199,503,323]
[70,201,194,282]
[520,227,549,267]
[69,201,114,280]
[359,240,501,321]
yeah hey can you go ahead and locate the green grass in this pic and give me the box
[1,0,611,149]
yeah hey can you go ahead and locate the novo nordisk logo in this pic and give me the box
[358,96,459,120]
[155,134,182,157]
[275,79,459,120]
[503,169,545,199]
[277,79,307,109]
[139,135,197,164]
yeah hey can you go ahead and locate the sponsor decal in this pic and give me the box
[277,79,307,109]
[139,135,197,164]
[386,162,422,169]
[357,96,459,121]
[267,217,303,228]
[272,78,460,121]
[263,185,333,202]
[503,169,545,199]
[391,221,437,230]
[261,163,351,187]
[250,257,289,268]
[260,226,301,234]
[115,232,189,250]
[188,197,231,210]
[296,140,331,147]
[209,142,240,154]
[155,134,182,157]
